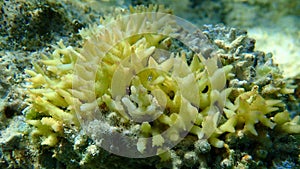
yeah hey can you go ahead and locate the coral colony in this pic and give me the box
[22,4,299,168]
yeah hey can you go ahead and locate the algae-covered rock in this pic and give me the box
[0,0,77,51]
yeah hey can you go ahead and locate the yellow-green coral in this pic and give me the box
[25,5,300,159]
[221,85,296,136]
[25,41,80,146]
[24,4,175,147]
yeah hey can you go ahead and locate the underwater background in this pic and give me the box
[0,0,299,168]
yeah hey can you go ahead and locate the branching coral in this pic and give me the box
[25,41,80,146]
[70,5,237,157]
[25,5,300,164]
